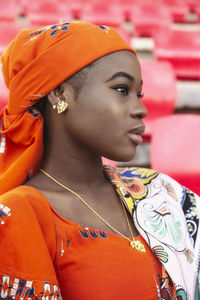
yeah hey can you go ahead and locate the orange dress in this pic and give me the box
[0,185,162,300]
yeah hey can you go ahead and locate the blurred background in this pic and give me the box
[0,0,200,194]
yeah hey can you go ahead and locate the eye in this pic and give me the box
[113,85,129,95]
[137,92,144,99]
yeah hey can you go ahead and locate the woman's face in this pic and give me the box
[62,50,147,162]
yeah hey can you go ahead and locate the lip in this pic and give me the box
[127,126,145,145]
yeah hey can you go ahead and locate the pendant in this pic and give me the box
[130,240,146,252]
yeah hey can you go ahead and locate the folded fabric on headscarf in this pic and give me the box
[0,21,136,195]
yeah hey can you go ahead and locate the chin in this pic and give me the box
[105,149,137,163]
[118,154,136,163]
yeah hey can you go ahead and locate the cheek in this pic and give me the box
[65,100,137,161]
[89,101,127,138]
[78,105,122,138]
[79,92,126,131]
[65,87,131,150]
[67,105,121,145]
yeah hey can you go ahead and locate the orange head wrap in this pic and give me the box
[0,21,136,195]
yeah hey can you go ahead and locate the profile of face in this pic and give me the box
[50,50,148,162]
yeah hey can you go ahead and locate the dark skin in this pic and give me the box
[26,50,147,238]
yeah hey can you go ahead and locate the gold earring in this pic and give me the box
[56,101,68,114]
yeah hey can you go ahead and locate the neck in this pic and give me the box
[40,132,108,190]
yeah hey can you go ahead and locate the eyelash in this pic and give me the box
[113,86,144,99]
[114,86,129,95]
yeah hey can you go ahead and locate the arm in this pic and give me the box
[0,187,61,299]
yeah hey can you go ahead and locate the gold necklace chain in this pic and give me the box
[40,169,146,252]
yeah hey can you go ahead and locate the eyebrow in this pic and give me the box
[105,71,143,86]
[105,71,134,83]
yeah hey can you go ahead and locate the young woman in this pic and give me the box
[0,21,199,300]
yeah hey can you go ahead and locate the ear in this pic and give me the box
[60,81,75,103]
[47,89,59,107]
[47,82,74,106]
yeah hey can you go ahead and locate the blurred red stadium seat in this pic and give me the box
[151,114,200,196]
[0,22,26,56]
[0,71,8,112]
[184,0,200,13]
[161,0,189,23]
[25,1,72,26]
[80,2,125,27]
[60,0,85,20]
[0,0,19,22]
[130,3,172,37]
[178,0,200,22]
[112,0,136,21]
[153,28,200,80]
[140,60,177,141]
[195,4,200,22]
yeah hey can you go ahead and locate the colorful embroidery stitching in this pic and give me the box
[98,25,110,34]
[0,275,61,300]
[24,22,70,46]
[79,228,107,239]
[0,204,11,224]
[0,134,6,154]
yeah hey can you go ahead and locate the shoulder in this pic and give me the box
[0,184,50,206]
[0,185,52,224]
[0,185,56,258]
[0,186,60,299]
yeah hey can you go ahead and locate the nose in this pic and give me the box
[130,98,148,119]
